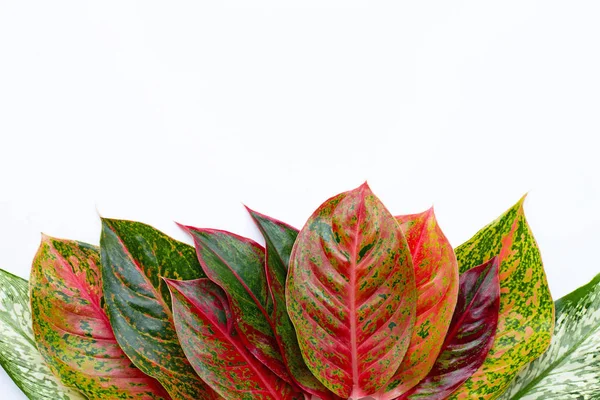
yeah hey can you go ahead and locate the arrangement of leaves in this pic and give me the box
[0,183,598,399]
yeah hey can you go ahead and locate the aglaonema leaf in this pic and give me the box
[100,219,220,400]
[30,235,170,399]
[286,183,417,398]
[166,278,302,400]
[378,209,459,399]
[500,272,600,399]
[246,208,339,400]
[0,267,85,400]
[399,257,500,400]
[181,226,290,383]
[448,197,555,399]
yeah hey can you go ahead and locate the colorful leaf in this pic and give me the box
[30,235,169,399]
[286,183,417,398]
[0,268,85,400]
[399,257,500,400]
[448,197,555,399]
[246,207,338,399]
[100,219,220,400]
[500,272,600,399]
[181,225,290,383]
[378,209,459,399]
[166,278,302,400]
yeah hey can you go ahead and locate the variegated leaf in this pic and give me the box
[30,236,169,399]
[182,226,290,383]
[448,197,554,399]
[378,209,459,399]
[0,267,85,400]
[500,272,600,399]
[247,208,339,399]
[400,257,500,400]
[167,278,301,400]
[286,183,417,398]
[100,219,220,400]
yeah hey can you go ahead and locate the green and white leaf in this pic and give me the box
[0,268,85,400]
[501,273,600,399]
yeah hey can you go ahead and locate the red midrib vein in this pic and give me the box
[179,289,284,400]
[349,198,366,395]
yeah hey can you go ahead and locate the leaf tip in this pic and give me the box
[175,221,192,233]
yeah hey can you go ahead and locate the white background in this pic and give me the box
[1,1,599,398]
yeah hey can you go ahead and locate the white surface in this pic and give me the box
[1,1,599,398]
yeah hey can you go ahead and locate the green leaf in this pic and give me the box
[30,236,169,399]
[182,226,290,382]
[448,197,555,399]
[0,267,85,400]
[286,183,417,398]
[166,278,302,400]
[500,272,600,399]
[100,219,220,400]
[246,208,338,399]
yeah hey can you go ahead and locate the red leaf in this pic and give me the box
[166,278,301,400]
[398,257,500,400]
[182,226,291,383]
[377,209,459,399]
[286,183,417,398]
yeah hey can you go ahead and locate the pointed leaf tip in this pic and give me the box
[449,198,553,399]
[287,186,416,398]
[381,208,459,398]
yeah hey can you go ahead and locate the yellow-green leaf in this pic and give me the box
[448,197,554,399]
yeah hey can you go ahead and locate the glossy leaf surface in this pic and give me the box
[379,209,459,399]
[0,268,84,400]
[247,208,337,399]
[287,183,417,398]
[167,278,301,400]
[400,257,500,400]
[101,219,219,399]
[500,272,600,399]
[448,198,554,399]
[183,226,289,382]
[30,236,169,399]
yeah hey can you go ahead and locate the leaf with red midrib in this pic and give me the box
[30,235,170,400]
[182,226,291,384]
[167,278,302,400]
[398,257,500,400]
[286,183,417,398]
[377,209,459,399]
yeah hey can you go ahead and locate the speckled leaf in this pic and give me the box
[30,235,169,399]
[500,272,600,399]
[400,257,500,400]
[286,183,417,398]
[448,197,555,399]
[0,268,85,400]
[246,208,339,400]
[167,278,301,400]
[100,219,220,400]
[378,209,459,399]
[182,226,290,383]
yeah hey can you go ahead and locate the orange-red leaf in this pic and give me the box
[377,209,459,399]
